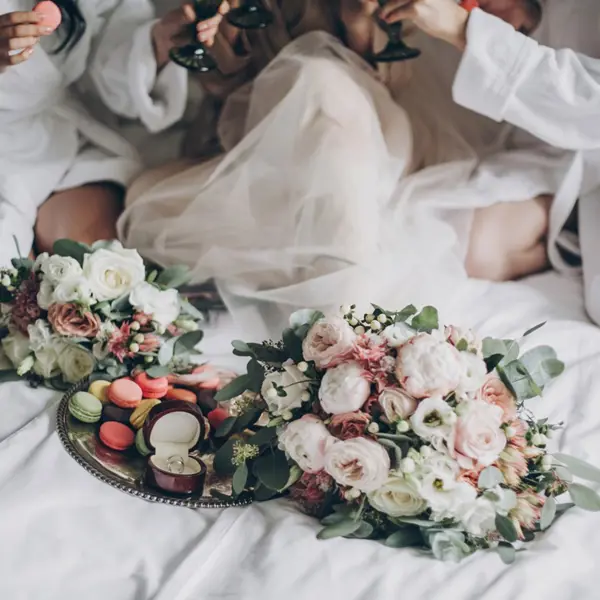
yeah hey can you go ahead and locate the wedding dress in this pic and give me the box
[118,31,568,338]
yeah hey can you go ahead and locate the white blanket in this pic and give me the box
[1,273,600,600]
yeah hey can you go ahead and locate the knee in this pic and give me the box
[464,247,512,282]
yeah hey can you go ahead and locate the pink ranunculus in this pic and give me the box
[454,401,507,469]
[302,316,356,368]
[329,412,371,440]
[496,446,528,487]
[278,415,335,473]
[479,375,517,423]
[47,303,101,338]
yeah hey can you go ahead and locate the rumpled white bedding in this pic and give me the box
[1,273,600,600]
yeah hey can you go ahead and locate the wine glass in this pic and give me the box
[373,0,420,63]
[170,0,223,72]
[226,0,274,30]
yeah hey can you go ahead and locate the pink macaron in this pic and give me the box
[108,378,143,409]
[34,1,62,32]
[134,372,169,399]
[99,422,135,451]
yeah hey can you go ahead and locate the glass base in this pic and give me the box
[373,42,421,63]
[226,6,274,29]
[170,45,217,73]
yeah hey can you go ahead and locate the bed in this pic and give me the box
[1,271,600,600]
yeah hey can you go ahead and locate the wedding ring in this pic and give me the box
[166,455,185,474]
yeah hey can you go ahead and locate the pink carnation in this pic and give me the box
[107,322,133,362]
[479,376,517,423]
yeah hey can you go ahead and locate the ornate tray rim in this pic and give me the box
[56,379,252,509]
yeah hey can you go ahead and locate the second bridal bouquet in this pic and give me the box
[0,240,204,387]
[213,304,600,563]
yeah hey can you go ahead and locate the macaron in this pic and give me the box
[134,372,169,399]
[135,428,152,456]
[108,378,143,409]
[130,398,162,430]
[34,1,62,32]
[101,404,134,425]
[164,386,197,403]
[68,391,103,424]
[99,422,135,451]
[88,380,111,404]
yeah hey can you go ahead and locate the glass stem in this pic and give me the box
[386,21,403,44]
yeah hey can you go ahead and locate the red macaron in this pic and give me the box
[108,378,143,409]
[207,407,230,431]
[99,422,135,451]
[134,371,169,399]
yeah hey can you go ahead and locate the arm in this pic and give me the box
[87,0,188,133]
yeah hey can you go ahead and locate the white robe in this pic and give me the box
[0,0,188,265]
[452,4,600,324]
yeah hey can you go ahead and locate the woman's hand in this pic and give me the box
[0,11,48,70]
[379,0,469,49]
[152,2,230,69]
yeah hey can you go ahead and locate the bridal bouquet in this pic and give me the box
[0,240,204,387]
[213,304,600,563]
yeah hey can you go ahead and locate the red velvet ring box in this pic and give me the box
[143,401,207,495]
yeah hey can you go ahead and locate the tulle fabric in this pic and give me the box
[118,32,551,338]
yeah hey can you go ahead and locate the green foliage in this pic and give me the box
[214,374,251,401]
[540,496,556,530]
[495,514,518,542]
[569,483,600,511]
[253,449,290,491]
[155,265,191,289]
[410,306,439,332]
[497,542,516,564]
[553,453,600,484]
[317,519,362,540]
[232,463,249,496]
[52,239,90,264]
[385,528,423,548]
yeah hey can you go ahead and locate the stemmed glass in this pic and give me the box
[373,0,420,63]
[226,0,274,30]
[170,0,223,72]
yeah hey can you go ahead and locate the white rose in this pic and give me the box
[324,437,390,492]
[456,352,487,399]
[410,396,457,452]
[261,361,310,416]
[33,345,62,379]
[57,344,95,383]
[278,415,335,473]
[82,245,145,302]
[1,330,31,367]
[458,497,497,537]
[378,388,418,423]
[302,316,356,368]
[454,401,506,468]
[33,252,50,272]
[383,322,415,348]
[318,361,370,415]
[37,279,54,310]
[41,255,82,284]
[368,473,427,517]
[129,282,180,327]
[53,276,95,306]
[395,333,464,398]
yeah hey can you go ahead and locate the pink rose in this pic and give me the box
[47,303,101,338]
[278,415,335,473]
[479,376,517,423]
[302,316,356,368]
[329,412,370,440]
[454,401,507,469]
[378,388,418,423]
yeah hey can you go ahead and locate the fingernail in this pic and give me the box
[40,26,53,34]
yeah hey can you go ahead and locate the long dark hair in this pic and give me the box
[52,0,86,53]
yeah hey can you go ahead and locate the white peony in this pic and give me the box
[41,255,82,284]
[378,388,418,423]
[368,473,427,517]
[395,333,464,398]
[33,345,62,379]
[53,276,95,306]
[33,252,50,272]
[410,396,457,452]
[278,415,335,473]
[129,282,180,327]
[302,316,356,368]
[318,361,370,415]
[383,322,415,348]
[324,437,390,492]
[458,496,497,537]
[82,244,145,302]
[261,361,310,416]
[444,325,483,356]
[454,400,506,468]
[456,352,487,399]
[57,344,95,383]
[27,320,55,353]
[36,279,54,310]
[1,330,31,367]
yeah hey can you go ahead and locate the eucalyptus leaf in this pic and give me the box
[282,328,304,362]
[249,426,278,447]
[11,257,34,271]
[317,519,362,540]
[234,408,263,432]
[179,298,204,321]
[145,365,171,378]
[253,483,278,502]
[158,337,176,366]
[214,374,251,402]
[213,439,237,475]
[377,438,403,468]
[484,354,505,373]
[482,338,508,359]
[247,359,265,392]
[495,514,518,542]
[497,542,516,565]
[253,450,290,491]
[394,304,417,323]
[321,512,348,526]
[394,518,438,529]
[232,462,249,496]
[569,483,600,511]
[523,322,546,337]
[174,330,204,354]
[281,464,303,491]
[352,521,374,539]
[111,293,131,312]
[478,466,505,489]
[540,496,556,530]
[231,340,254,357]
[52,239,90,264]
[156,264,191,289]
[215,416,238,438]
[410,306,439,332]
[385,528,423,548]
[0,369,19,383]
[375,432,413,442]
[553,453,600,484]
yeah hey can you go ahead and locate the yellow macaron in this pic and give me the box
[88,380,112,404]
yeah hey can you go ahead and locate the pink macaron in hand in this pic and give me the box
[108,378,143,409]
[34,1,62,33]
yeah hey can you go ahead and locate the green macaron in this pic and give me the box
[135,428,152,457]
[69,391,103,424]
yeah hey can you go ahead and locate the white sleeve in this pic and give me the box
[453,8,600,151]
[87,0,188,133]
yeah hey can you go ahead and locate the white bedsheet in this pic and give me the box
[1,273,599,600]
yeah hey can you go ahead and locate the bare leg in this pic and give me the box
[465,195,552,281]
[34,182,124,254]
